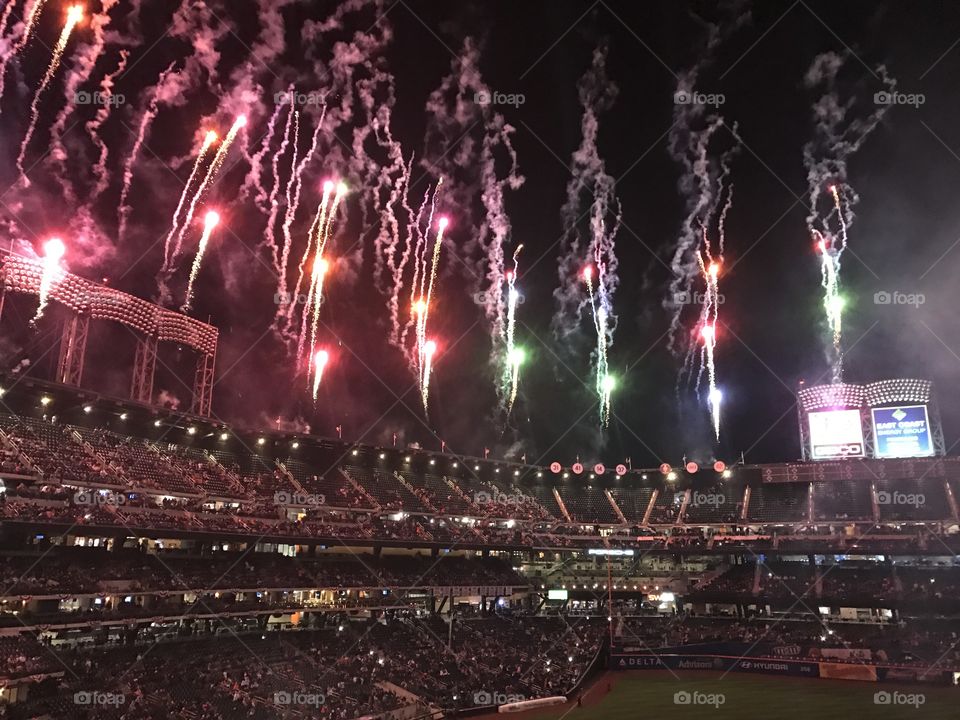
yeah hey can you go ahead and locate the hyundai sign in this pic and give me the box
[808,409,865,459]
[872,405,934,459]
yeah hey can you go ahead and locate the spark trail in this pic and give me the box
[815,185,846,371]
[170,114,247,266]
[552,46,621,428]
[312,350,329,401]
[16,0,48,49]
[503,244,523,416]
[298,181,346,394]
[583,265,614,426]
[415,215,447,414]
[182,211,221,312]
[803,51,894,383]
[34,237,65,323]
[696,256,722,439]
[379,174,445,415]
[690,182,732,440]
[16,5,83,180]
[162,130,218,270]
[290,180,334,352]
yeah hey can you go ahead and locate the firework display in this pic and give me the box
[553,47,621,429]
[0,0,935,469]
[803,52,894,384]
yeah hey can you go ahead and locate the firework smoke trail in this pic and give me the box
[171,114,247,263]
[182,211,220,313]
[804,52,895,383]
[33,237,65,323]
[0,0,28,108]
[667,43,740,445]
[241,102,285,209]
[553,46,621,428]
[49,0,119,201]
[278,109,325,303]
[118,62,176,240]
[479,117,524,418]
[0,1,17,40]
[87,49,129,196]
[503,244,523,415]
[312,350,329,401]
[15,5,83,181]
[161,130,218,270]
[264,105,297,275]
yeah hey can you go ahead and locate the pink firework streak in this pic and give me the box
[16,5,83,181]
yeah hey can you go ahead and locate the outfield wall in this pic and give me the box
[609,653,952,685]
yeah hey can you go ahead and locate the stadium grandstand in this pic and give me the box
[0,378,957,718]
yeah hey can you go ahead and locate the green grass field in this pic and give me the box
[524,671,957,719]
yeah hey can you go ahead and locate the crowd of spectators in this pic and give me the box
[1,613,605,719]
[0,547,526,599]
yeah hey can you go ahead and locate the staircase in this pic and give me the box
[605,489,628,524]
[677,489,691,525]
[642,489,658,525]
[274,461,307,493]
[553,488,573,522]
[394,471,438,513]
[339,468,381,510]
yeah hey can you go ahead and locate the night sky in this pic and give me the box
[3,0,960,469]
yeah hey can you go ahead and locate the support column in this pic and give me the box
[130,336,157,404]
[56,312,90,386]
[191,350,216,417]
